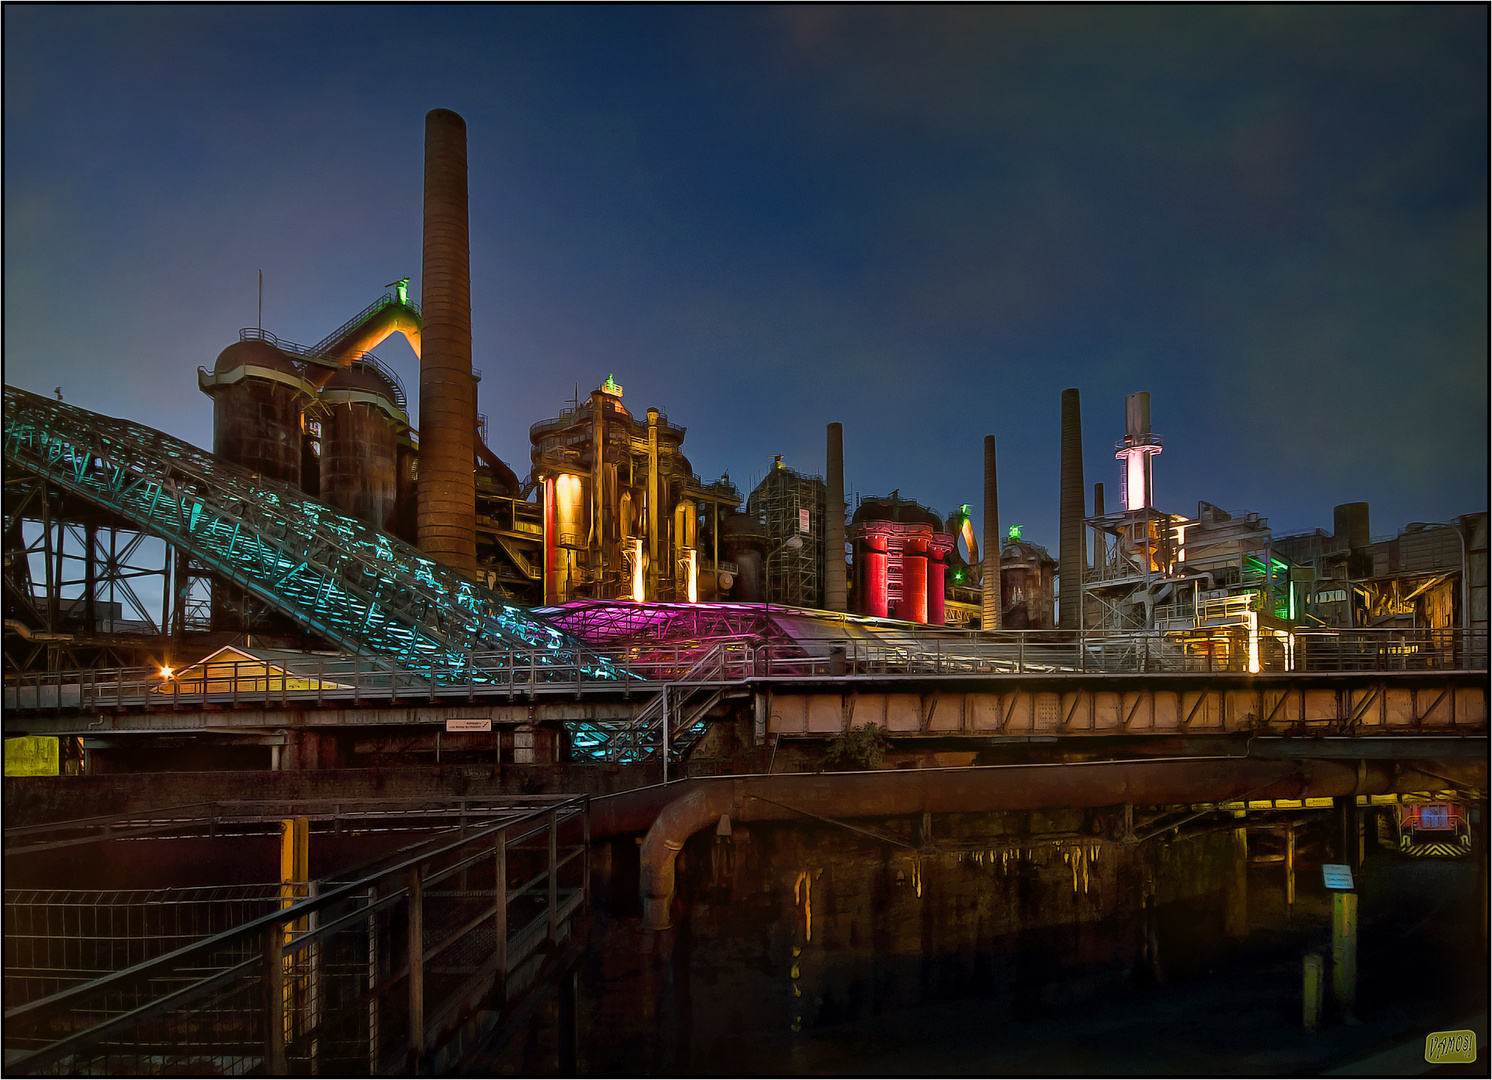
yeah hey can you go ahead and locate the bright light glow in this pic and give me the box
[631,538,645,602]
[1126,451,1146,511]
[686,549,698,603]
[1247,611,1260,674]
[159,665,173,680]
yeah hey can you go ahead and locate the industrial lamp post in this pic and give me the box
[1406,519,1469,664]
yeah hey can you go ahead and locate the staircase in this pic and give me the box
[591,644,734,764]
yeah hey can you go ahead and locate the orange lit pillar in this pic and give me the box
[543,476,557,605]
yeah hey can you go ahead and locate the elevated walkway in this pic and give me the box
[2,386,621,685]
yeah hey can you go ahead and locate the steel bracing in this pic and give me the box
[3,386,622,683]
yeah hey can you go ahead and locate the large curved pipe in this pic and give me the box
[639,783,735,929]
[631,757,1485,930]
[321,301,423,366]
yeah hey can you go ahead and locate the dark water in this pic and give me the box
[482,811,1487,1076]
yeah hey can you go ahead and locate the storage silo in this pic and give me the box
[199,338,312,487]
[319,360,404,532]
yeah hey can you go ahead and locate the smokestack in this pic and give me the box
[1093,482,1106,577]
[1059,388,1085,630]
[982,435,1001,631]
[417,108,477,574]
[825,423,847,612]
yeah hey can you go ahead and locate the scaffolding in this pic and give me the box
[746,464,825,609]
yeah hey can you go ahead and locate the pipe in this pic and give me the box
[825,423,847,612]
[639,783,734,928]
[1059,388,1085,630]
[631,756,1486,930]
[982,434,1001,631]
[417,108,477,574]
[318,301,423,367]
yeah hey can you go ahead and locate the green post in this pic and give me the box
[1302,952,1324,1031]
[1331,891,1357,1019]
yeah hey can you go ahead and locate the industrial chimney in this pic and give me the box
[1116,391,1162,512]
[982,435,1001,631]
[1058,388,1085,630]
[417,108,478,575]
[825,423,847,612]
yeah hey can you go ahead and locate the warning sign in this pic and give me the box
[799,509,811,533]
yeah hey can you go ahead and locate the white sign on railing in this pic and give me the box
[446,718,491,733]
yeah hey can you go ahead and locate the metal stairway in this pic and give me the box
[589,644,732,763]
[2,385,622,683]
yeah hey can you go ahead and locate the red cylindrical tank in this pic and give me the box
[418,108,477,574]
[860,534,889,618]
[319,363,399,531]
[207,339,307,487]
[927,553,945,626]
[902,543,928,623]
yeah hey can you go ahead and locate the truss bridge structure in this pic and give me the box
[3,386,622,684]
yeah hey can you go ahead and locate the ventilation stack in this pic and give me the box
[1059,388,1085,630]
[417,108,477,575]
[982,435,1001,631]
[825,422,847,612]
[1092,482,1106,578]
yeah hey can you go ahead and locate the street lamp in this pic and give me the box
[1406,519,1469,662]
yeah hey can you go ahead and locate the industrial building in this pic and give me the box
[745,460,826,609]
[530,378,741,605]
[4,106,1486,681]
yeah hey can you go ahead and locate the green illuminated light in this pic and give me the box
[1008,525,1022,540]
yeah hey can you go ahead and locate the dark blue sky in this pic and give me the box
[6,6,1487,553]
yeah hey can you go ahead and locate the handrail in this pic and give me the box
[309,293,420,358]
[4,627,1489,714]
[4,797,589,1076]
[238,326,409,412]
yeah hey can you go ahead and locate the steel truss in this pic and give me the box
[3,386,622,683]
[2,473,217,672]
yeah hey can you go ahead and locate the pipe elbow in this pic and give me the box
[638,784,733,931]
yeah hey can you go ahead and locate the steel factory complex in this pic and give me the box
[4,109,1486,1076]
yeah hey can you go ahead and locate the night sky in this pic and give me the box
[6,7,1487,557]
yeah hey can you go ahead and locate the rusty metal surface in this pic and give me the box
[417,107,477,573]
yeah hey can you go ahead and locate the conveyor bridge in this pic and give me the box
[2,386,620,685]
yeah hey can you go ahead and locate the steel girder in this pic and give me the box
[3,386,622,683]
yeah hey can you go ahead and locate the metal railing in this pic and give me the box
[4,628,1487,714]
[3,798,589,1077]
[237,327,409,413]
